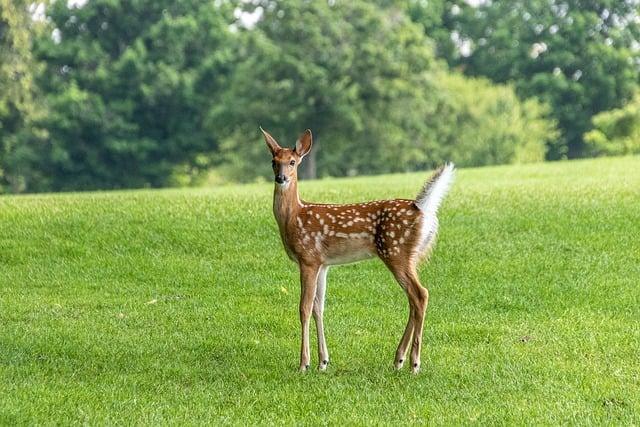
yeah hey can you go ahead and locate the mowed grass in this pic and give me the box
[1,157,639,425]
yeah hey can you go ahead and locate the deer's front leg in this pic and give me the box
[313,266,329,371]
[299,262,320,372]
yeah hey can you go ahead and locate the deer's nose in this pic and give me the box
[275,174,286,184]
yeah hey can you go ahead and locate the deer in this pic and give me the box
[261,127,455,374]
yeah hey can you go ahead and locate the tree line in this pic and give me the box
[1,0,639,193]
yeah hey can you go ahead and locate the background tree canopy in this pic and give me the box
[0,0,638,192]
[31,0,236,191]
[0,0,44,192]
[410,0,640,159]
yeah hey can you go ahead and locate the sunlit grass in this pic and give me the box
[1,156,639,424]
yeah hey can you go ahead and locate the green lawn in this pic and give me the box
[1,157,639,425]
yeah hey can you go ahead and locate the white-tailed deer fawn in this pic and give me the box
[262,128,454,374]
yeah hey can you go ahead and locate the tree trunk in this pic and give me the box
[302,138,317,180]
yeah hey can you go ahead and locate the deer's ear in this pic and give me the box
[295,129,313,159]
[260,127,281,156]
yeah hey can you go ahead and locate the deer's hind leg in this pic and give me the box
[394,298,414,370]
[408,274,428,374]
[389,265,429,374]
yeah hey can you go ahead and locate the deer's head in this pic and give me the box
[261,128,312,187]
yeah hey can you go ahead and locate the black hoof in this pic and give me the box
[322,360,328,365]
[399,359,404,363]
[305,364,310,370]
[413,363,418,368]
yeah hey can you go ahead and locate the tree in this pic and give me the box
[1,0,561,191]
[584,92,640,156]
[410,0,640,159]
[32,0,236,191]
[211,0,441,181]
[427,72,557,166]
[213,0,557,182]
[0,0,44,193]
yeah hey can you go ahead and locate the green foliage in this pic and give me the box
[1,157,639,423]
[0,0,33,117]
[405,0,458,63]
[425,73,556,167]
[212,0,440,181]
[0,0,45,193]
[213,1,556,182]
[31,0,236,191]
[584,93,640,156]
[412,0,640,159]
[2,0,636,191]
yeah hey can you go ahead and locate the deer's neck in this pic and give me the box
[273,180,301,229]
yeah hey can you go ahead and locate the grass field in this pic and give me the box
[1,156,639,425]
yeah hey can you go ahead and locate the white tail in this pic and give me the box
[415,163,455,255]
[415,162,456,216]
[261,127,455,374]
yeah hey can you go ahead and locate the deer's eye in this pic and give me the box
[289,160,296,166]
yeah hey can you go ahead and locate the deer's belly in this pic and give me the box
[324,239,376,265]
